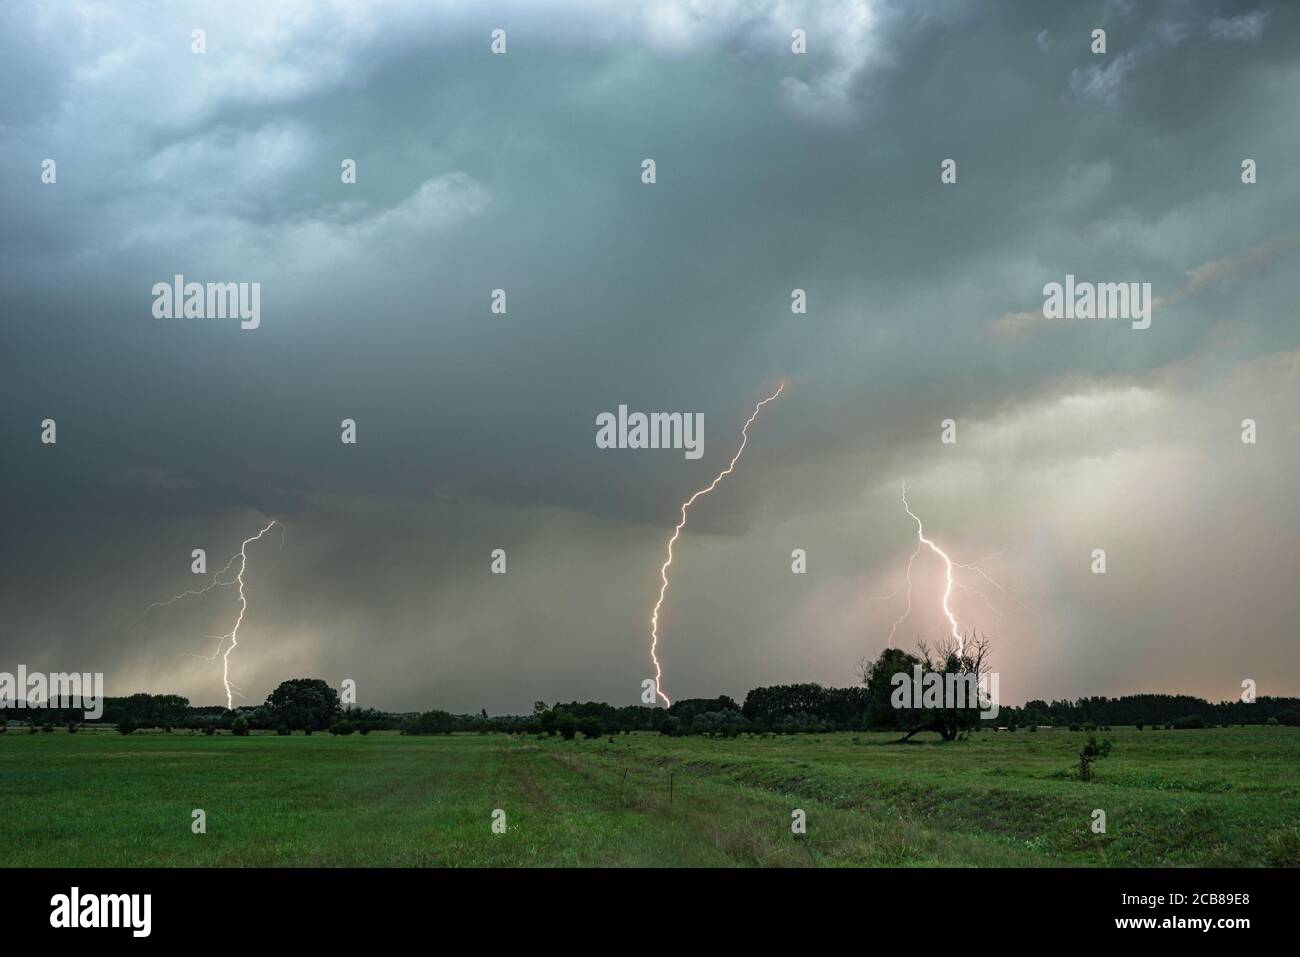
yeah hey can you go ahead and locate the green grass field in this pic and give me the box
[2,726,1297,867]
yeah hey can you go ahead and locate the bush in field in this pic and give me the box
[1135,722,1144,730]
[67,721,78,734]
[202,725,215,736]
[117,720,138,735]
[1172,714,1206,730]
[277,725,291,736]
[578,717,602,739]
[329,720,355,736]
[1075,734,1113,782]
[0,720,6,733]
[1266,716,1280,726]
[231,717,250,736]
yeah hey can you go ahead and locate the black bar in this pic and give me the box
[1,867,1291,941]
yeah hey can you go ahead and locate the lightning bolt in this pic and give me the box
[900,481,963,654]
[865,539,922,648]
[649,382,785,707]
[144,520,280,709]
[867,482,1018,657]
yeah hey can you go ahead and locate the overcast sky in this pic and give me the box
[2,0,1298,712]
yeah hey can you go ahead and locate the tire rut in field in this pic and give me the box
[512,746,552,810]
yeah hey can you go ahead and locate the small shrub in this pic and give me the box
[276,725,291,736]
[67,721,78,734]
[329,720,355,736]
[118,720,137,736]
[1135,722,1144,731]
[1266,716,1280,727]
[1075,734,1113,782]
[202,725,215,736]
[1172,714,1206,730]
[231,717,250,736]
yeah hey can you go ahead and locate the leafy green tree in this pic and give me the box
[861,636,993,742]
[264,678,341,732]
[231,717,250,736]
[556,713,578,740]
[539,709,557,736]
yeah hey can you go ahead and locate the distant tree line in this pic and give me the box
[1005,693,1300,730]
[7,666,1299,738]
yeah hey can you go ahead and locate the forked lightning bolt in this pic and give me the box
[867,482,1017,655]
[144,520,280,709]
[649,382,784,707]
[901,481,963,654]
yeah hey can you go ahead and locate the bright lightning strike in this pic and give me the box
[867,482,1016,656]
[649,382,785,707]
[900,481,963,654]
[144,520,280,709]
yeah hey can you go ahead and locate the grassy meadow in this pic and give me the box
[1,725,1297,867]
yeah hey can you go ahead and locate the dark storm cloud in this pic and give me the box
[2,1,1298,711]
